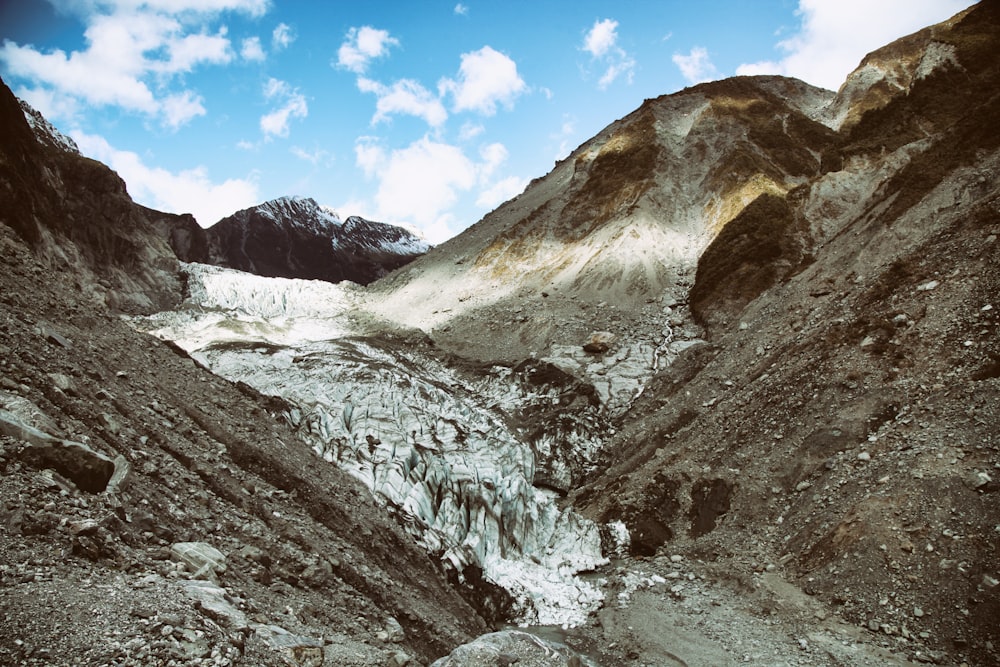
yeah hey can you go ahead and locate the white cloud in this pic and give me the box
[477,175,527,209]
[354,135,525,241]
[459,121,484,141]
[454,3,469,16]
[736,0,972,90]
[72,130,259,226]
[583,18,618,58]
[354,137,385,178]
[370,137,476,226]
[161,90,206,128]
[290,146,330,165]
[478,142,508,180]
[272,22,295,50]
[580,17,635,89]
[241,36,264,61]
[439,46,526,115]
[672,46,719,85]
[336,26,399,73]
[357,77,448,127]
[0,1,259,128]
[158,27,232,72]
[260,77,307,139]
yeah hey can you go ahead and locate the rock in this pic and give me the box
[386,650,413,667]
[429,630,585,667]
[106,455,131,495]
[254,625,325,666]
[383,617,405,643]
[170,542,227,580]
[46,373,76,394]
[1,410,115,492]
[583,331,615,354]
[37,321,72,348]
[967,471,992,490]
[181,580,249,631]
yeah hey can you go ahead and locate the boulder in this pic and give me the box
[1,409,115,493]
[582,331,616,354]
[180,579,248,631]
[170,542,227,580]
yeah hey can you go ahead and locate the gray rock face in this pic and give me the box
[0,408,116,493]
[170,542,227,580]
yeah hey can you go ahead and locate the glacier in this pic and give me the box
[139,263,616,626]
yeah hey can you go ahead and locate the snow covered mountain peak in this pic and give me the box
[241,195,344,231]
[19,98,80,155]
[175,196,431,286]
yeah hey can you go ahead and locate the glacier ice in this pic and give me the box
[139,263,617,626]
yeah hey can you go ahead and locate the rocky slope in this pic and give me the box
[363,2,999,665]
[0,78,489,665]
[171,196,430,286]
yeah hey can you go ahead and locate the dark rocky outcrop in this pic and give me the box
[0,82,185,314]
[176,196,430,286]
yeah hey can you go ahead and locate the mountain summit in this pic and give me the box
[169,196,429,286]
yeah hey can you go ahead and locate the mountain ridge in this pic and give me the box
[165,195,430,286]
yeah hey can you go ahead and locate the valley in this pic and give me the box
[0,3,998,666]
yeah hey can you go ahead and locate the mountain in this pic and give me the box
[1,3,998,666]
[170,196,430,286]
[0,93,191,315]
[361,1,999,663]
[0,80,488,665]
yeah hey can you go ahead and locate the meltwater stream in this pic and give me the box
[139,264,617,626]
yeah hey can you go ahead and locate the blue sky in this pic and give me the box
[0,0,974,242]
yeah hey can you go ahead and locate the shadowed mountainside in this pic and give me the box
[170,197,430,286]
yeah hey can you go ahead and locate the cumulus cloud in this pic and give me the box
[454,4,469,16]
[736,0,972,90]
[476,176,527,209]
[240,36,265,61]
[439,46,526,115]
[357,77,448,127]
[161,90,206,128]
[672,46,719,85]
[355,135,525,242]
[580,17,635,89]
[364,137,476,231]
[72,130,259,226]
[260,77,307,139]
[336,26,399,73]
[583,18,618,58]
[0,1,261,128]
[272,22,295,50]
